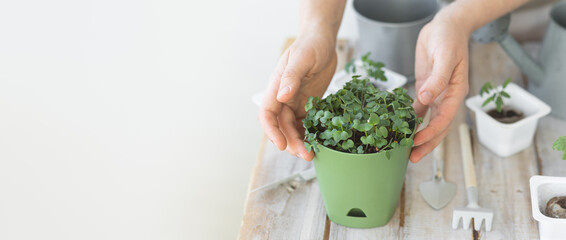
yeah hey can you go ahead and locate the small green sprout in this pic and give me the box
[553,136,566,160]
[479,78,512,113]
[345,52,386,82]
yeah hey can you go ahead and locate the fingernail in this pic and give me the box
[277,86,291,98]
[419,91,433,105]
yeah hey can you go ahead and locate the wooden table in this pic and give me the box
[239,38,566,240]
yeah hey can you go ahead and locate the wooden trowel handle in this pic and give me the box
[433,140,444,179]
[459,124,477,188]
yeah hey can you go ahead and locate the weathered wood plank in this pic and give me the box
[241,38,546,240]
[467,42,539,239]
[403,105,471,240]
[328,209,402,239]
[239,38,352,240]
[240,141,320,240]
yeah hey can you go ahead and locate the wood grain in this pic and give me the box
[239,38,564,239]
[403,103,470,240]
[467,42,539,239]
[238,38,352,240]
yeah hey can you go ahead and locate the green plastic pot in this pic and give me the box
[313,138,413,228]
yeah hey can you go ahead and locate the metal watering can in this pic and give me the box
[472,1,566,119]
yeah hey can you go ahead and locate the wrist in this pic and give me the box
[298,23,337,46]
[434,3,477,36]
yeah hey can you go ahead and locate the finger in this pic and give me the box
[413,93,459,147]
[410,127,450,163]
[279,106,314,161]
[414,28,431,89]
[412,99,428,119]
[258,52,290,150]
[414,62,469,146]
[285,145,298,158]
[276,52,314,103]
[417,50,456,105]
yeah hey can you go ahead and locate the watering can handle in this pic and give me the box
[498,33,544,86]
[472,14,544,86]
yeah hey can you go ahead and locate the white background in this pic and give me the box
[0,0,357,239]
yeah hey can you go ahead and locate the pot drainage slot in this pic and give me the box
[347,208,367,218]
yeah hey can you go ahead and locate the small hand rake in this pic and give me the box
[452,124,494,231]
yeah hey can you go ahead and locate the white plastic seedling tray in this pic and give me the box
[465,83,551,157]
[530,175,566,240]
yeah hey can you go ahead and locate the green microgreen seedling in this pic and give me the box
[302,76,422,155]
[345,52,387,82]
[479,78,512,113]
[554,136,566,160]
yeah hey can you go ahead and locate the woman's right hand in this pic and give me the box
[258,31,338,161]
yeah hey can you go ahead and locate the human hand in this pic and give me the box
[410,16,471,163]
[258,32,337,161]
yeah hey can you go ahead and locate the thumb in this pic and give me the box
[418,54,456,105]
[276,58,312,103]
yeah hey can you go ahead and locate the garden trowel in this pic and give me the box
[419,141,456,210]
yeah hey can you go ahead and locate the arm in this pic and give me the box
[438,0,531,35]
[410,0,531,162]
[259,0,346,161]
[298,0,346,41]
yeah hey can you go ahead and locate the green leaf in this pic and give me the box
[376,138,387,148]
[304,142,312,152]
[479,82,493,97]
[367,135,375,145]
[361,136,368,144]
[361,52,370,62]
[368,113,379,125]
[305,96,314,112]
[315,110,324,120]
[342,139,355,150]
[399,127,412,135]
[501,91,510,98]
[553,136,566,160]
[391,142,399,148]
[496,96,503,112]
[356,123,372,132]
[332,130,342,142]
[320,111,333,123]
[312,143,320,153]
[379,126,388,138]
[345,59,355,74]
[482,96,494,107]
[332,117,342,126]
[340,131,349,141]
[319,130,332,140]
[503,78,512,88]
[400,138,413,147]
[357,145,364,154]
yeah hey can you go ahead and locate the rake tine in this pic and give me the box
[452,217,461,229]
[485,217,493,231]
[474,218,484,231]
[462,217,472,230]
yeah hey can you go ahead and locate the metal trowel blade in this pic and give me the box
[419,180,457,210]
